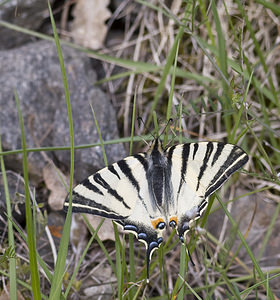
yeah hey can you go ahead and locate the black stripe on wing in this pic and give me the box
[196,142,214,191]
[211,143,225,166]
[108,165,121,179]
[65,191,126,219]
[117,159,141,194]
[205,146,248,198]
[178,144,190,195]
[82,178,104,195]
[134,153,149,172]
[166,145,176,177]
[93,173,131,209]
[132,154,152,213]
[166,145,176,161]
[192,143,199,159]
[118,154,151,217]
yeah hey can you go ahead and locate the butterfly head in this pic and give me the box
[147,138,164,156]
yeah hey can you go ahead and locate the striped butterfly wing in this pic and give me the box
[64,153,165,279]
[64,139,248,280]
[165,142,248,240]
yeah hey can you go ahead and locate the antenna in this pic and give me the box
[159,118,173,137]
[137,116,156,140]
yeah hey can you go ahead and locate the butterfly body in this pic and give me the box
[64,138,248,279]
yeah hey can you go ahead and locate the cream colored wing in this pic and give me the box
[165,142,248,239]
[64,153,165,279]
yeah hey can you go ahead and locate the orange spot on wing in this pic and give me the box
[169,216,178,225]
[151,217,165,229]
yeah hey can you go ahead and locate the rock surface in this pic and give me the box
[208,189,280,270]
[0,0,54,49]
[0,40,125,184]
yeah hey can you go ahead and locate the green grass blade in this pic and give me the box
[211,0,232,136]
[256,0,280,15]
[164,39,179,146]
[64,218,105,298]
[6,211,53,282]
[194,37,277,104]
[211,1,228,84]
[14,90,41,299]
[246,120,278,178]
[0,136,151,157]
[152,111,159,136]
[240,272,280,296]
[0,20,158,74]
[90,92,126,294]
[230,71,253,143]
[147,1,193,127]
[114,222,124,299]
[90,99,126,294]
[48,1,75,298]
[83,216,116,274]
[179,274,203,300]
[129,90,137,156]
[0,135,17,300]
[0,270,47,300]
[235,0,278,106]
[219,269,242,299]
[257,203,280,262]
[128,91,137,295]
[89,104,108,166]
[198,0,215,45]
[177,243,186,299]
[178,99,183,144]
[216,194,275,300]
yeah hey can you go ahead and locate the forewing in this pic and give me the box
[166,142,248,238]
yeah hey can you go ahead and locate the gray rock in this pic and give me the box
[0,0,54,49]
[0,40,125,183]
[53,85,125,182]
[208,190,280,270]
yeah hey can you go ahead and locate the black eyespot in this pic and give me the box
[179,236,184,243]
[169,220,177,228]
[138,232,147,240]
[157,237,163,244]
[157,222,166,230]
[182,223,189,233]
[124,224,138,232]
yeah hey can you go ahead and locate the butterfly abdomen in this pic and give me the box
[146,138,173,212]
[149,165,165,207]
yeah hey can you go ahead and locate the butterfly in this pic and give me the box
[64,138,248,280]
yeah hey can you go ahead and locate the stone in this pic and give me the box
[0,0,54,50]
[0,40,125,184]
[208,190,280,270]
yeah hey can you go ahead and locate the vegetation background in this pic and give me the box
[0,0,280,299]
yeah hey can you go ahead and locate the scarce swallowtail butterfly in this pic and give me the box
[64,138,248,280]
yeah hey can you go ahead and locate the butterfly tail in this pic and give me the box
[146,251,150,283]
